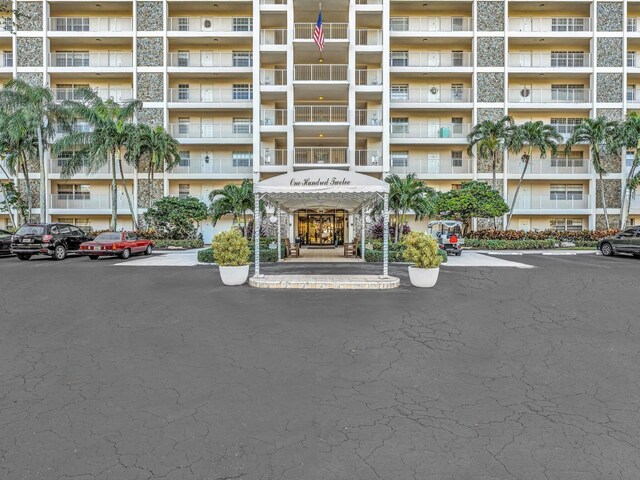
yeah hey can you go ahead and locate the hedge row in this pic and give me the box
[364,247,448,263]
[154,239,204,249]
[197,242,287,264]
[467,229,618,241]
[464,239,558,250]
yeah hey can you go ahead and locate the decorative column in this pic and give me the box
[277,206,282,261]
[254,193,261,276]
[361,207,365,261]
[383,193,389,278]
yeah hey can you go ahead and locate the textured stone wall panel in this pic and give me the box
[137,179,164,209]
[16,72,43,86]
[477,37,504,67]
[476,152,504,174]
[16,37,42,67]
[137,2,164,31]
[596,179,622,208]
[597,73,623,103]
[596,214,620,229]
[477,73,504,103]
[137,108,164,127]
[137,38,164,67]
[137,72,164,102]
[477,108,505,123]
[597,108,623,122]
[16,2,43,31]
[600,151,622,173]
[597,37,623,67]
[477,1,504,31]
[17,179,40,209]
[597,1,624,31]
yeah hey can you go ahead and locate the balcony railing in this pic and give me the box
[294,64,348,82]
[260,149,287,166]
[390,52,473,68]
[356,0,382,4]
[52,87,133,103]
[294,23,348,40]
[355,69,382,86]
[167,52,253,68]
[390,123,471,139]
[294,106,348,123]
[390,17,473,33]
[355,150,382,167]
[508,158,590,175]
[168,88,253,103]
[390,157,473,175]
[170,156,253,175]
[508,17,591,32]
[508,88,590,104]
[260,29,287,45]
[49,17,133,32]
[260,109,287,126]
[50,52,133,67]
[167,17,253,32]
[260,68,287,85]
[355,29,382,46]
[354,109,382,126]
[50,194,128,210]
[55,122,93,135]
[629,195,640,212]
[168,123,253,139]
[390,88,472,103]
[508,194,590,210]
[49,159,133,175]
[508,53,591,68]
[293,147,349,166]
[260,0,287,4]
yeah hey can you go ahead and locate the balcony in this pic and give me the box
[49,52,133,68]
[628,18,640,33]
[169,155,252,176]
[355,29,382,46]
[260,68,287,86]
[168,123,253,141]
[355,69,382,86]
[389,17,473,33]
[294,23,348,40]
[167,52,252,68]
[629,194,640,213]
[508,194,590,211]
[508,17,591,33]
[294,64,348,82]
[508,53,592,69]
[508,88,591,105]
[167,17,253,33]
[507,158,590,175]
[390,52,473,69]
[294,106,348,123]
[390,156,473,175]
[354,110,383,127]
[390,88,473,104]
[390,123,471,141]
[52,87,133,103]
[293,147,349,167]
[260,149,288,168]
[260,109,288,126]
[168,87,253,104]
[355,150,383,168]
[49,159,133,175]
[50,194,129,211]
[55,122,93,136]
[260,29,287,45]
[0,54,12,68]
[48,17,133,33]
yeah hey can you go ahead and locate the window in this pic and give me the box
[550,184,583,200]
[551,17,585,32]
[451,151,463,167]
[628,51,637,68]
[179,151,190,167]
[550,51,585,68]
[451,117,463,136]
[628,85,637,102]
[70,17,89,31]
[55,83,89,101]
[57,184,90,199]
[550,218,583,232]
[551,151,584,167]
[451,17,464,32]
[451,51,464,67]
[55,51,90,67]
[3,51,12,67]
[178,83,189,101]
[390,51,408,67]
[451,84,464,101]
[178,184,190,198]
[390,84,409,101]
[629,18,638,32]
[232,84,252,100]
[390,152,408,167]
[56,151,74,168]
[551,84,585,102]
[177,51,189,67]
[551,117,583,136]
[627,152,636,167]
[389,17,408,32]
[178,117,190,135]
[233,17,253,32]
[177,17,189,31]
[232,151,253,167]
[451,184,462,190]
[58,218,90,229]
[232,51,253,67]
[391,117,409,134]
[233,118,252,135]
[1,17,11,32]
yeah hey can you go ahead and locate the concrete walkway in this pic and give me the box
[249,274,400,289]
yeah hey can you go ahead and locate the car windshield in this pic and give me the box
[95,232,122,242]
[16,225,45,236]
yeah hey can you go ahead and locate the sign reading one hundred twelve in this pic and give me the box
[290,177,352,187]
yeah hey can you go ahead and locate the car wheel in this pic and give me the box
[144,245,153,256]
[600,242,614,256]
[88,255,99,260]
[17,254,31,261]
[120,248,131,260]
[52,245,67,261]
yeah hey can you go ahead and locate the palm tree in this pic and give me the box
[467,115,514,190]
[0,80,70,221]
[53,89,141,230]
[565,117,619,230]
[506,121,562,229]
[209,180,265,239]
[615,113,640,228]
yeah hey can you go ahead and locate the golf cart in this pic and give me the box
[427,220,464,256]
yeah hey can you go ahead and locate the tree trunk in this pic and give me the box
[147,163,153,210]
[243,212,248,239]
[118,151,137,230]
[111,151,118,231]
[625,185,634,229]
[506,149,531,230]
[394,210,400,243]
[0,162,16,227]
[600,171,609,230]
[37,127,46,222]
[21,155,33,222]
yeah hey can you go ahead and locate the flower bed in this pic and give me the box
[467,229,617,241]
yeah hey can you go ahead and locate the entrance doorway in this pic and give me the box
[297,210,346,246]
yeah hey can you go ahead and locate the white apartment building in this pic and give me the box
[1,0,639,243]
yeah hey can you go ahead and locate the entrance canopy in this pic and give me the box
[254,169,389,212]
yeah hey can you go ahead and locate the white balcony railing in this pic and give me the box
[260,109,288,126]
[294,64,348,82]
[356,0,382,4]
[390,157,473,175]
[170,156,253,175]
[390,52,473,68]
[390,123,471,139]
[294,23,348,40]
[52,88,133,103]
[354,109,383,126]
[167,17,253,32]
[629,194,640,212]
[50,194,128,210]
[293,147,349,166]
[55,122,93,135]
[260,29,287,45]
[168,123,253,139]
[260,68,287,85]
[508,88,590,104]
[355,150,383,167]
[391,88,473,103]
[260,0,287,4]
[508,17,591,32]
[355,29,382,46]
[168,88,253,103]
[508,53,592,68]
[49,17,133,32]
[355,69,382,86]
[50,52,133,67]
[390,17,473,33]
[49,159,133,175]
[509,194,590,210]
[294,106,348,123]
[260,149,287,166]
[508,158,590,175]
[167,52,252,68]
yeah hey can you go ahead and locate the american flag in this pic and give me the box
[313,10,325,52]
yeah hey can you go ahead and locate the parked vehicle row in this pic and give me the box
[598,227,640,257]
[6,223,153,261]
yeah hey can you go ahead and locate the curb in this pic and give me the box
[475,250,601,256]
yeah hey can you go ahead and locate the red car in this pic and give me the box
[79,231,154,260]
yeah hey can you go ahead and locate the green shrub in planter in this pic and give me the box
[402,232,442,269]
[198,241,286,264]
[212,230,250,266]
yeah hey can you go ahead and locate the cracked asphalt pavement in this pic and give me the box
[1,254,640,479]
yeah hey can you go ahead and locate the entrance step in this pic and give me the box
[249,274,400,290]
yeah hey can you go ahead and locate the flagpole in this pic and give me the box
[318,2,323,63]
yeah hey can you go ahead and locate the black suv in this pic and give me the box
[0,229,12,255]
[11,223,92,261]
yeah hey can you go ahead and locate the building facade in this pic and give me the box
[1,0,639,242]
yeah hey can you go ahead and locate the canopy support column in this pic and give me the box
[277,206,282,261]
[361,207,365,261]
[383,193,389,278]
[254,193,261,277]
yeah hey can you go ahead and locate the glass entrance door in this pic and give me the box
[308,214,334,245]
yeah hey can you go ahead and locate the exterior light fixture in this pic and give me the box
[204,155,210,163]
[269,215,278,224]
[365,215,373,224]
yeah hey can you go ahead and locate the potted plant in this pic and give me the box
[212,229,251,286]
[403,231,443,288]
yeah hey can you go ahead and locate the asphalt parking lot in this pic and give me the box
[1,253,640,480]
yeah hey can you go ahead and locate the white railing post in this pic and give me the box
[254,193,261,277]
[383,193,389,277]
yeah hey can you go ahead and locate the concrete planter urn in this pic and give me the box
[219,265,250,286]
[408,265,440,288]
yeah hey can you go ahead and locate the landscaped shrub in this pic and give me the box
[403,232,442,269]
[364,249,406,263]
[370,220,411,240]
[436,247,448,264]
[212,230,250,266]
[154,238,204,249]
[468,229,617,242]
[464,239,558,250]
[197,239,286,264]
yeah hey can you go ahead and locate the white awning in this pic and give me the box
[254,169,389,212]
